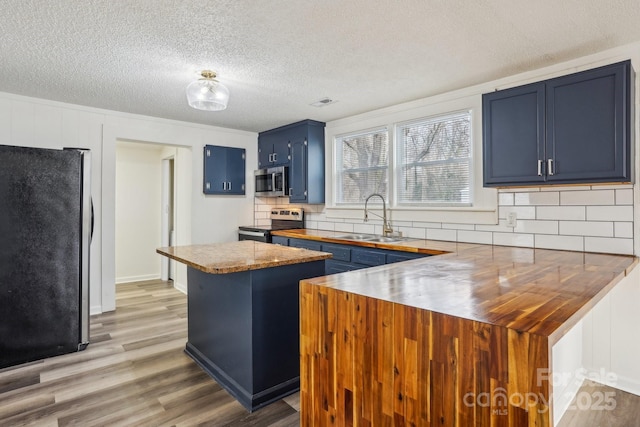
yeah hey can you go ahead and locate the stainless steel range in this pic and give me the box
[238,208,304,243]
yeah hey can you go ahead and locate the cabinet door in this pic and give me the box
[257,136,273,169]
[289,138,307,203]
[546,61,631,183]
[272,138,290,166]
[225,147,246,195]
[203,145,227,194]
[482,83,546,186]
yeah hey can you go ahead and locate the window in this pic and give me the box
[335,128,388,204]
[396,111,472,205]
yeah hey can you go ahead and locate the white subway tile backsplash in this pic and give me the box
[539,185,587,192]
[316,221,335,231]
[412,221,442,229]
[560,190,614,206]
[514,220,558,235]
[592,184,633,190]
[442,223,475,230]
[537,206,585,221]
[559,221,614,237]
[399,226,427,239]
[427,228,457,241]
[499,193,514,206]
[515,192,559,206]
[499,206,536,220]
[615,189,634,205]
[535,235,584,251]
[493,233,534,247]
[353,223,376,234]
[334,223,354,233]
[584,237,634,255]
[475,220,514,233]
[614,222,634,238]
[255,182,635,255]
[586,206,633,222]
[458,230,493,244]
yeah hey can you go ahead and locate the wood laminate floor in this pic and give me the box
[0,279,638,426]
[0,280,299,426]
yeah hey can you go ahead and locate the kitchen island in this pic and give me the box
[157,240,331,412]
[271,230,639,426]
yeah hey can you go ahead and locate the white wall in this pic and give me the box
[115,142,164,283]
[0,91,257,314]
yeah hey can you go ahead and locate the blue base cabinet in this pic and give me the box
[284,237,428,275]
[483,60,633,186]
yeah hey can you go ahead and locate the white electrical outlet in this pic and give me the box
[507,212,517,227]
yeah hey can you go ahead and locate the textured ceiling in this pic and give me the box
[2,1,640,132]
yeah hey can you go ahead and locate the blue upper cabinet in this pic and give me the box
[259,120,326,204]
[257,132,290,168]
[483,60,633,187]
[203,145,246,195]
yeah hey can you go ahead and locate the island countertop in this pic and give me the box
[156,240,331,274]
[277,228,638,343]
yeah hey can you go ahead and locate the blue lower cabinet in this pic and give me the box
[271,236,289,246]
[320,243,351,262]
[288,238,322,251]
[325,259,366,275]
[387,251,426,263]
[352,248,387,266]
[279,237,429,275]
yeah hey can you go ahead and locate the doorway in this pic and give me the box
[161,157,175,281]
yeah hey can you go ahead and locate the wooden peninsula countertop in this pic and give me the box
[289,228,639,426]
[156,240,331,274]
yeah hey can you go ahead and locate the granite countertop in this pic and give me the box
[157,240,331,274]
[278,228,638,342]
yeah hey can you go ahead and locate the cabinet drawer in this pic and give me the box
[325,259,364,275]
[271,236,289,246]
[351,248,386,266]
[387,252,427,264]
[321,244,351,262]
[289,238,322,251]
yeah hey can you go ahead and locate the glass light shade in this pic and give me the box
[186,74,229,111]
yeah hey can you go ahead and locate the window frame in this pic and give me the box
[325,94,497,226]
[394,109,474,207]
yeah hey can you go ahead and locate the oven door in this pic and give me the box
[238,229,270,243]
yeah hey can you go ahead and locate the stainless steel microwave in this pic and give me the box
[255,166,289,197]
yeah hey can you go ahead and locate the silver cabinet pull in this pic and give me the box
[547,159,554,176]
[228,181,232,190]
[273,153,277,162]
[537,160,543,176]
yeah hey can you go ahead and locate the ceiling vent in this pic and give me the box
[310,97,337,107]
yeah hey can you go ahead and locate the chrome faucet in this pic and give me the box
[364,193,394,237]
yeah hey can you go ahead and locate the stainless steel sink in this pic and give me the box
[336,234,376,241]
[336,234,416,243]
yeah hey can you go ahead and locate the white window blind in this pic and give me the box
[336,128,389,203]
[396,111,472,205]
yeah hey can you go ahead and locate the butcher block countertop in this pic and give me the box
[274,228,638,343]
[156,240,331,274]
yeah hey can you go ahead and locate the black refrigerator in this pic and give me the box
[0,144,92,369]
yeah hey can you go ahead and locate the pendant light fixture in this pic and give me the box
[186,70,229,111]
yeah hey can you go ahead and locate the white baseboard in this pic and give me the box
[553,375,584,425]
[611,374,640,397]
[90,305,103,315]
[173,280,187,295]
[115,274,160,284]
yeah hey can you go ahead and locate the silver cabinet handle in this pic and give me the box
[228,181,232,191]
[268,153,273,162]
[289,187,293,195]
[273,153,277,162]
[547,159,554,176]
[537,160,543,176]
